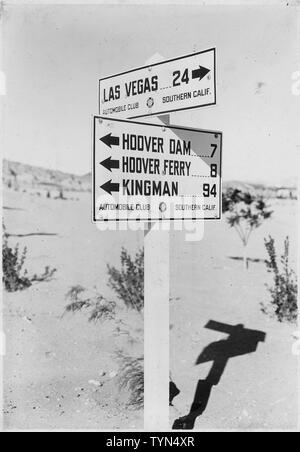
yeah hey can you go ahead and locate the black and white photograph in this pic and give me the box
[0,0,299,436]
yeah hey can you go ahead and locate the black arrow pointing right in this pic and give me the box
[100,157,120,172]
[101,180,120,195]
[100,133,120,149]
[192,66,210,81]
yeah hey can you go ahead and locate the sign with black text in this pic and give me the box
[99,48,216,119]
[93,116,222,222]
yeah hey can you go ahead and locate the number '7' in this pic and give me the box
[211,144,217,158]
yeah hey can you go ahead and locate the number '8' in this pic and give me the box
[211,164,217,177]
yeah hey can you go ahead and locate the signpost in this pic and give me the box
[93,117,222,223]
[94,49,222,431]
[99,48,216,119]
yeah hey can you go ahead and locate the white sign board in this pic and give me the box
[93,116,222,222]
[99,48,216,119]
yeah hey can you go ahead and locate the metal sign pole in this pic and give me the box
[142,54,170,431]
[144,219,170,431]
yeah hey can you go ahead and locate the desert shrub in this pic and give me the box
[65,284,143,408]
[223,188,273,269]
[65,285,116,322]
[31,266,57,283]
[65,248,144,409]
[2,224,31,292]
[2,223,57,292]
[65,285,91,313]
[262,236,298,323]
[65,284,86,302]
[89,297,116,322]
[107,248,144,312]
[108,248,144,408]
[117,354,144,409]
[65,299,90,313]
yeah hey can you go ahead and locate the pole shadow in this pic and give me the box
[169,380,181,406]
[172,320,266,430]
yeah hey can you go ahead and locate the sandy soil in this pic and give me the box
[170,199,298,430]
[2,189,298,431]
[3,190,144,430]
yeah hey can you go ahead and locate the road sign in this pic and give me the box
[99,48,216,119]
[93,116,222,222]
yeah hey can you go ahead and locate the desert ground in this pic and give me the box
[2,188,144,430]
[2,186,298,431]
[170,198,298,430]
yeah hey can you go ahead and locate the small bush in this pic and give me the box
[117,354,144,409]
[107,248,144,312]
[65,248,144,409]
[31,266,57,283]
[2,224,31,292]
[2,223,57,292]
[262,236,298,323]
[65,285,91,313]
[65,285,86,303]
[223,188,273,269]
[108,248,144,407]
[89,296,116,322]
[65,285,116,322]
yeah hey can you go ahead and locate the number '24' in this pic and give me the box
[173,69,189,87]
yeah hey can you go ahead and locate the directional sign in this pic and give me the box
[99,48,216,119]
[93,116,222,222]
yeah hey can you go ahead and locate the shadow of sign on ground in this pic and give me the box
[172,320,266,430]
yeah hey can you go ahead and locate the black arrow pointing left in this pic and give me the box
[101,180,120,195]
[192,66,210,81]
[100,157,120,172]
[100,133,120,149]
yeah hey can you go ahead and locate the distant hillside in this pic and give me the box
[223,180,297,200]
[3,160,91,193]
[2,160,296,200]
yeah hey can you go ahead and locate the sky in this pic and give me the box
[1,2,299,185]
